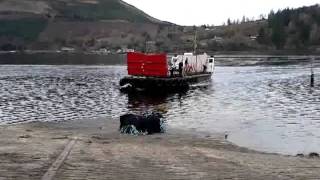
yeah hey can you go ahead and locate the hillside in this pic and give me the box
[0,0,169,51]
[181,4,320,53]
[266,5,320,50]
[0,0,162,22]
[0,2,320,53]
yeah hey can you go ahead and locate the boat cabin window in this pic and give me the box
[208,59,213,63]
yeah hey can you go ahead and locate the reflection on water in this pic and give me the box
[0,64,319,155]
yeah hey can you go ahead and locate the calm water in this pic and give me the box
[0,64,319,155]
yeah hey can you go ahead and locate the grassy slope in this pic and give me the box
[50,0,156,23]
[0,0,162,47]
[0,18,48,42]
[1,1,318,52]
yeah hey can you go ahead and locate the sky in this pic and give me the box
[123,0,319,26]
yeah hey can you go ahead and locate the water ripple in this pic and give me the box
[0,64,319,154]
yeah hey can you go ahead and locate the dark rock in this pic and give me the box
[309,152,319,158]
[296,153,304,157]
[120,112,165,135]
[51,136,68,140]
[86,140,93,144]
[91,135,104,140]
[19,135,31,139]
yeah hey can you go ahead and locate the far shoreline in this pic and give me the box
[0,51,318,66]
[1,49,320,55]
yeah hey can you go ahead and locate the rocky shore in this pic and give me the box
[1,118,320,180]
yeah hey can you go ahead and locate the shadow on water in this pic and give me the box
[123,80,213,115]
[125,90,189,115]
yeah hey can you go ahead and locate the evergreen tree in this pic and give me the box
[227,18,232,26]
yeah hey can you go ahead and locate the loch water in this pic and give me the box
[0,59,319,154]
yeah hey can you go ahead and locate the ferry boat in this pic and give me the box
[120,52,215,93]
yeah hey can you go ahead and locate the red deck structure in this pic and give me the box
[127,52,168,77]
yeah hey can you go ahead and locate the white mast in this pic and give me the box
[194,30,198,72]
[193,30,198,55]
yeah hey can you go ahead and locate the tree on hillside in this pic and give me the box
[269,13,287,49]
[257,27,269,44]
[259,14,266,20]
[227,18,232,26]
[142,32,151,41]
[241,16,246,23]
[266,5,320,49]
[310,24,320,45]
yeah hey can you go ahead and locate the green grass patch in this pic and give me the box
[0,18,48,41]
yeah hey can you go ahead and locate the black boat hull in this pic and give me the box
[120,73,212,93]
